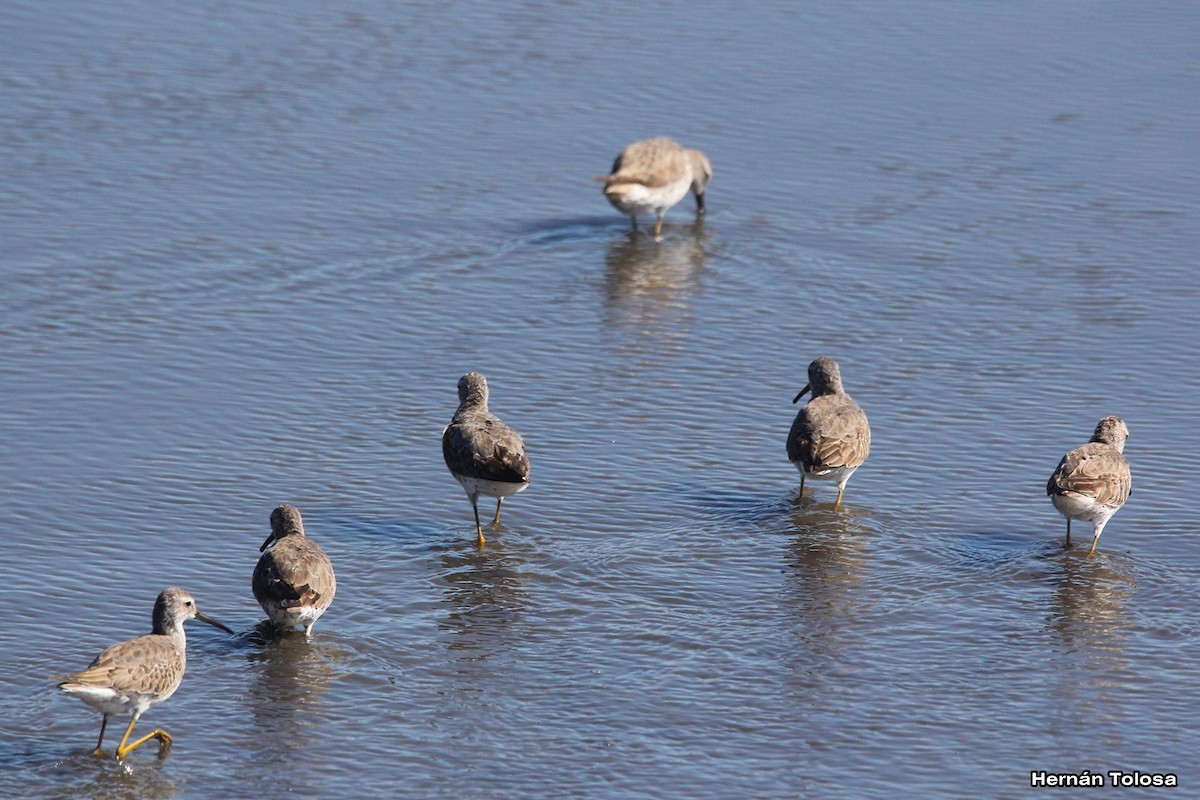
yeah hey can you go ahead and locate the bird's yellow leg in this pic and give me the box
[115,716,172,759]
[833,486,845,511]
[1087,536,1100,558]
[653,213,664,242]
[114,716,138,758]
[492,498,504,526]
[472,500,486,547]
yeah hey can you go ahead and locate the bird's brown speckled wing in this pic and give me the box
[1046,442,1131,506]
[788,395,871,471]
[253,536,336,611]
[606,138,689,190]
[62,634,183,695]
[443,413,530,484]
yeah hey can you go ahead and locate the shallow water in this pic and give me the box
[2,2,1198,798]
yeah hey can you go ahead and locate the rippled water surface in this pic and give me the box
[2,2,1199,798]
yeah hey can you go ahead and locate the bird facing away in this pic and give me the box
[57,587,233,759]
[600,137,712,242]
[1046,416,1132,557]
[252,504,337,637]
[442,372,530,546]
[787,357,872,510]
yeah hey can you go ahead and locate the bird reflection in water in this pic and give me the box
[1045,551,1135,673]
[59,757,181,800]
[785,499,873,606]
[1039,550,1137,739]
[437,541,531,665]
[782,494,874,674]
[244,624,349,758]
[602,221,708,364]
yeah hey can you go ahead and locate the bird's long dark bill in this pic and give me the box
[196,611,235,634]
[792,384,812,404]
[258,532,277,552]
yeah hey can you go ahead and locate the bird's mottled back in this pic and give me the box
[787,395,871,471]
[253,505,336,633]
[443,373,532,545]
[61,634,186,697]
[787,357,870,474]
[605,137,692,190]
[1047,417,1131,507]
[443,374,530,485]
[1046,416,1132,555]
[601,137,712,240]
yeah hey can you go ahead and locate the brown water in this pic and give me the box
[2,2,1198,798]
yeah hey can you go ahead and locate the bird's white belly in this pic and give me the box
[794,462,858,487]
[1051,492,1116,523]
[61,683,173,716]
[454,474,529,499]
[263,601,328,631]
[606,177,691,217]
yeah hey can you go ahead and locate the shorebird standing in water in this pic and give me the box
[253,504,337,637]
[442,372,530,546]
[1047,416,1132,557]
[787,357,871,510]
[57,587,233,759]
[600,137,712,242]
